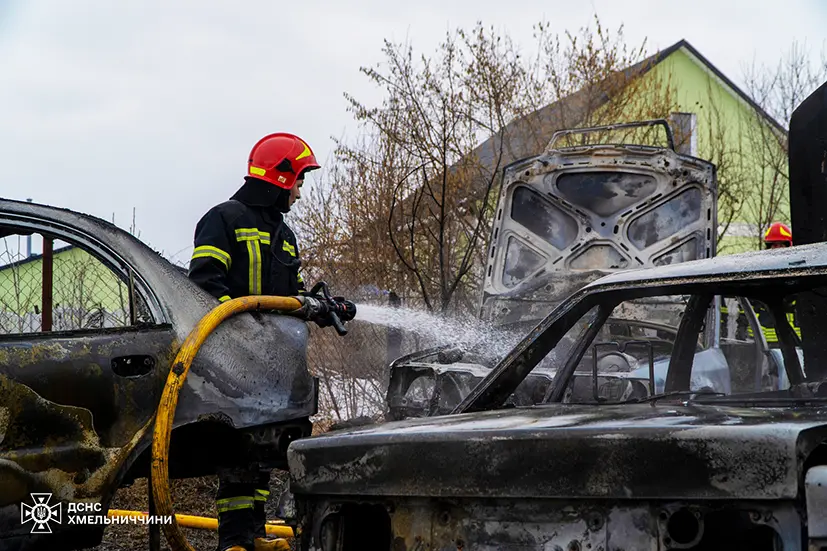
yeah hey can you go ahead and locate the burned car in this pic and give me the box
[385,291,786,419]
[0,198,321,550]
[288,241,827,551]
[386,119,793,419]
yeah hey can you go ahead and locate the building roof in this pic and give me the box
[0,245,74,272]
[470,39,786,175]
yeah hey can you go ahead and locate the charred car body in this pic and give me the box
[287,89,827,549]
[289,233,827,551]
[0,199,318,550]
[387,119,788,420]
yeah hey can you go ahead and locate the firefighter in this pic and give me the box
[749,222,800,346]
[764,222,793,249]
[188,132,317,303]
[750,299,801,345]
[188,132,349,551]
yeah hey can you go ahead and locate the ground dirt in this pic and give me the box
[83,472,290,551]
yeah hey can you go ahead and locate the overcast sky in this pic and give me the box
[1,0,825,264]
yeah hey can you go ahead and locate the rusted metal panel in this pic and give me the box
[296,496,802,550]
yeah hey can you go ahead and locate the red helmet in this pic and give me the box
[764,222,793,246]
[247,133,321,190]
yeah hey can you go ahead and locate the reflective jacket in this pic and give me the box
[720,299,800,344]
[752,299,800,343]
[188,179,305,302]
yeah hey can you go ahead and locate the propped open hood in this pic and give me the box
[480,143,717,326]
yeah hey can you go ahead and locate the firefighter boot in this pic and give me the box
[254,538,290,551]
[216,466,259,551]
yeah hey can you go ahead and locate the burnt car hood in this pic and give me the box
[289,403,827,501]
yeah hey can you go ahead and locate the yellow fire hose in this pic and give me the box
[107,509,293,538]
[151,296,304,551]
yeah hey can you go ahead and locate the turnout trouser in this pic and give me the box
[216,465,270,550]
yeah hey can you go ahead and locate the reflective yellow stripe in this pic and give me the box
[254,489,270,502]
[218,295,231,303]
[235,228,271,244]
[295,140,312,160]
[283,241,296,257]
[297,272,304,283]
[192,251,229,267]
[249,166,267,176]
[233,228,267,295]
[216,497,254,513]
[192,245,231,269]
[246,239,261,295]
[785,312,802,338]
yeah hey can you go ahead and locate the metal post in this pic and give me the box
[41,237,53,332]
[668,112,698,156]
[26,199,33,257]
[128,269,137,326]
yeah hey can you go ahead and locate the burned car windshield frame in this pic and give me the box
[454,264,827,414]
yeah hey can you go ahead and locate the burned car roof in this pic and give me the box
[581,242,827,291]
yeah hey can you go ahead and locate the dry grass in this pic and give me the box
[86,471,289,551]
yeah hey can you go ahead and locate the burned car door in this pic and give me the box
[0,223,176,449]
[1,198,318,550]
[0,217,178,544]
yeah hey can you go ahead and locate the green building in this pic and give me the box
[0,244,132,334]
[640,40,788,253]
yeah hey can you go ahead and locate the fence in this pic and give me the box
[0,236,153,335]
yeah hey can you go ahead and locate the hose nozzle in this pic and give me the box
[294,282,357,336]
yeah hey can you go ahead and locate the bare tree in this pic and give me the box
[520,16,678,150]
[694,77,752,251]
[740,41,827,248]
[288,15,682,422]
[320,16,678,315]
[330,25,520,313]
